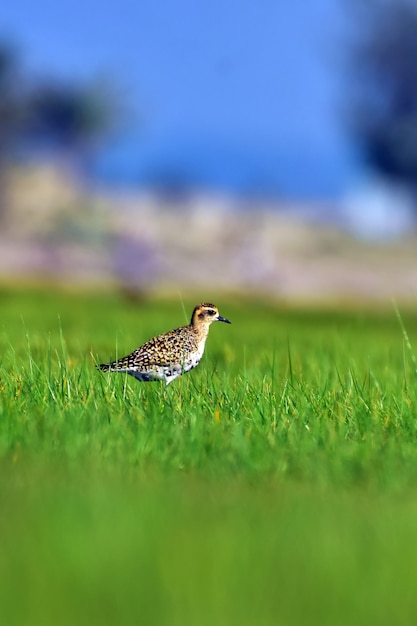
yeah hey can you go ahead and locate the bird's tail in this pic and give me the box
[97,354,132,372]
[97,362,113,372]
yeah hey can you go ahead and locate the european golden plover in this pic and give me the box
[98,302,231,385]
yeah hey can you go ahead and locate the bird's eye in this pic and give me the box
[208,309,216,316]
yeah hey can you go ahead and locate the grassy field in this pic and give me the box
[2,286,417,625]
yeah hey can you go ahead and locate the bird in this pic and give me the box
[98,302,231,385]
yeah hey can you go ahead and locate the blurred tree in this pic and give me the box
[0,45,22,153]
[24,82,115,175]
[349,0,417,203]
[0,44,24,218]
[0,42,115,215]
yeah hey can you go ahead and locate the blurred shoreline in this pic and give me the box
[1,163,416,305]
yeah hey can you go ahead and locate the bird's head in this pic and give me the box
[191,303,231,327]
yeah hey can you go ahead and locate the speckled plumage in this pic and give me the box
[98,303,231,385]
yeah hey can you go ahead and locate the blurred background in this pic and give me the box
[1,0,417,302]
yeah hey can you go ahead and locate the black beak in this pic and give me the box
[217,315,231,324]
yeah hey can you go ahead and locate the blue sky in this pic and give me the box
[1,0,362,199]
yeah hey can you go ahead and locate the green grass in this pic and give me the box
[2,287,417,625]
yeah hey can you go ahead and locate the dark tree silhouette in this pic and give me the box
[25,83,113,153]
[349,0,417,201]
[0,45,26,155]
[0,42,114,214]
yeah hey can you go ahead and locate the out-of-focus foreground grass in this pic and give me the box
[1,286,417,626]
